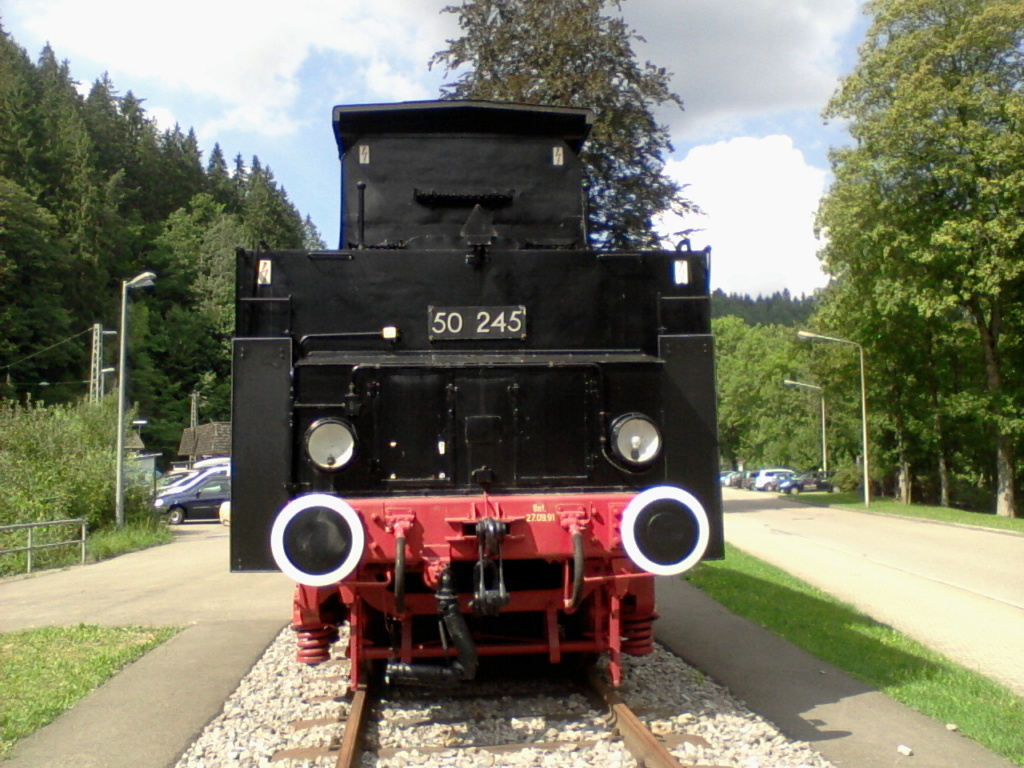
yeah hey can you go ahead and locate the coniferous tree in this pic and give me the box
[0,26,316,459]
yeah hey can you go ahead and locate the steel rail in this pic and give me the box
[588,668,687,768]
[334,673,374,768]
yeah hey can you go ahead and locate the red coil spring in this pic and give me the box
[621,613,658,656]
[294,624,336,665]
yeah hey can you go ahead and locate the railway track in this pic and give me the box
[270,659,722,768]
[176,626,833,768]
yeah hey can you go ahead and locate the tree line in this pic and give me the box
[0,24,322,458]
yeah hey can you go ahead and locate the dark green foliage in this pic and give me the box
[711,289,817,327]
[0,27,310,469]
[0,177,79,402]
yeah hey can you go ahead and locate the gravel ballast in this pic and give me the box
[175,626,834,768]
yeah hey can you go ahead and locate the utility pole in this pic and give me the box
[89,324,103,403]
[190,390,201,464]
[88,324,117,403]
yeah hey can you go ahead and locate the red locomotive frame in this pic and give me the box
[285,490,704,689]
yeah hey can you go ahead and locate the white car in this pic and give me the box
[753,468,795,491]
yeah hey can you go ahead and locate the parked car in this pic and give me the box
[763,470,797,492]
[719,470,740,487]
[779,471,835,495]
[753,467,795,491]
[740,470,758,490]
[156,468,197,492]
[153,466,231,524]
[161,462,229,492]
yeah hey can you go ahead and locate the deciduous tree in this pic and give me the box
[818,0,1024,516]
[431,0,694,249]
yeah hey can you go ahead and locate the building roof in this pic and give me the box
[178,422,231,458]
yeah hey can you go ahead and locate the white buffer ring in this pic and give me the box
[621,486,710,576]
[270,493,365,587]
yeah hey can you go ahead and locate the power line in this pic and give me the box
[1,328,94,371]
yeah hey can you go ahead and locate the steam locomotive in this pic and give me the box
[231,100,723,690]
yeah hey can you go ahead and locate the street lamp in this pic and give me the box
[797,330,869,506]
[782,379,827,472]
[115,271,156,527]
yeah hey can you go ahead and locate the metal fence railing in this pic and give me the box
[0,519,87,574]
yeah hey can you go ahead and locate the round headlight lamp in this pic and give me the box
[610,413,662,467]
[305,418,356,471]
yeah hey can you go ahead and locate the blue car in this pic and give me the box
[153,466,231,524]
[778,471,834,495]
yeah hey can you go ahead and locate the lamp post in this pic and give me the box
[797,330,869,506]
[115,271,156,527]
[782,379,827,472]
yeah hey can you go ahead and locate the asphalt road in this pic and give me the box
[721,487,1024,696]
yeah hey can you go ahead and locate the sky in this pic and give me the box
[2,0,868,297]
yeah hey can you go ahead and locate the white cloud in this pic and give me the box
[622,0,862,139]
[8,0,456,136]
[657,135,829,297]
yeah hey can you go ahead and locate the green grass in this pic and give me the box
[85,519,174,563]
[687,545,1024,765]
[788,490,1024,533]
[0,624,180,758]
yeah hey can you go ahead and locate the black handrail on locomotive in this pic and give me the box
[298,328,401,353]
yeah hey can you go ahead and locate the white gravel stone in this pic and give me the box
[175,626,836,768]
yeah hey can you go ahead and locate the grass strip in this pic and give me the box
[686,544,1024,766]
[85,520,175,563]
[0,624,180,759]
[790,491,1024,534]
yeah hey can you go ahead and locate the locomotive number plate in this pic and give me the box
[428,306,527,340]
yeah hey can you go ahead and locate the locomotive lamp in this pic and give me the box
[114,270,156,528]
[305,418,357,471]
[797,330,869,505]
[609,413,662,467]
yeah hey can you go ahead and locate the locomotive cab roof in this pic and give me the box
[332,100,594,155]
[332,100,595,251]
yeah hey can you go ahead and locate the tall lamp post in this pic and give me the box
[797,330,869,506]
[115,271,156,527]
[782,379,827,472]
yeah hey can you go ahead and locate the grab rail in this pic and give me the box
[0,519,87,574]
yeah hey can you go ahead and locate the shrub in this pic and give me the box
[0,396,150,532]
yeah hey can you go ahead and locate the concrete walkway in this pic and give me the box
[1,523,295,768]
[720,488,1024,696]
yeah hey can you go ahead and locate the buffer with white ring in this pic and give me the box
[620,485,710,576]
[271,494,366,587]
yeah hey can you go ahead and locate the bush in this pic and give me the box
[0,396,150,532]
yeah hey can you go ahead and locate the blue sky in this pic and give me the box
[2,0,868,297]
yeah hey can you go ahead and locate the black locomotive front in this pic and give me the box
[231,101,722,688]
